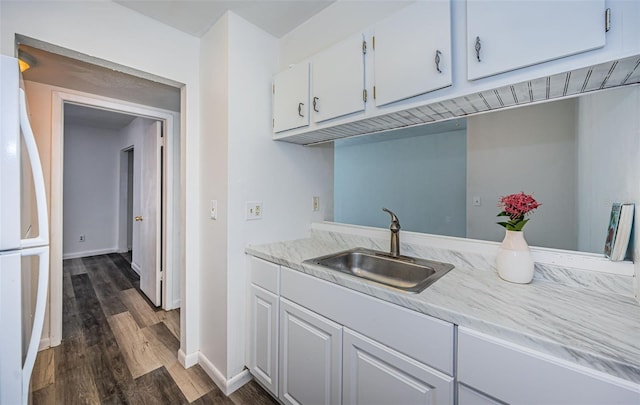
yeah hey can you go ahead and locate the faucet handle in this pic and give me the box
[382,208,401,231]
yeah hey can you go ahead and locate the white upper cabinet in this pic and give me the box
[273,63,310,133]
[311,33,366,123]
[467,0,607,80]
[373,1,452,106]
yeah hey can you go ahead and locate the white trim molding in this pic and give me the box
[197,351,253,396]
[62,248,119,260]
[49,88,181,348]
[178,348,199,368]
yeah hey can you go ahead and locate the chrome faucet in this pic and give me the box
[382,208,401,257]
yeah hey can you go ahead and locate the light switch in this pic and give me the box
[210,200,218,220]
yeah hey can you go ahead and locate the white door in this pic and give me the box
[343,329,454,405]
[138,121,162,306]
[279,298,342,405]
[311,33,365,123]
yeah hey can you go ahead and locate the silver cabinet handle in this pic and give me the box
[313,97,319,112]
[475,36,482,62]
[298,102,304,117]
[435,50,442,73]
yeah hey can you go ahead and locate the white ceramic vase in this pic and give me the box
[496,230,534,284]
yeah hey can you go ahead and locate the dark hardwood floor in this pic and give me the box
[31,253,278,404]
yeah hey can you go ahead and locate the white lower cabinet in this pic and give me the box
[343,328,454,405]
[248,284,279,396]
[457,384,504,405]
[458,327,640,404]
[279,298,343,405]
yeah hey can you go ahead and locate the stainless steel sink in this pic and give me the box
[304,248,454,293]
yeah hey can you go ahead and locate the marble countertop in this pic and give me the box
[246,232,640,384]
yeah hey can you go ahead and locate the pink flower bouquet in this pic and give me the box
[497,192,541,231]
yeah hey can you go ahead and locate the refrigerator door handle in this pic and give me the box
[18,89,49,248]
[20,246,49,402]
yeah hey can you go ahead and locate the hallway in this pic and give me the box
[30,254,277,404]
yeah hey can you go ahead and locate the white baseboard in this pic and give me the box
[226,369,253,395]
[178,349,199,368]
[62,248,118,260]
[38,337,50,351]
[131,261,141,275]
[198,352,253,396]
[164,298,181,311]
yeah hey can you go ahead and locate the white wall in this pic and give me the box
[575,85,640,300]
[334,129,467,237]
[577,86,640,253]
[62,123,121,258]
[2,1,200,355]
[199,12,230,378]
[278,0,411,69]
[466,99,578,250]
[199,12,334,383]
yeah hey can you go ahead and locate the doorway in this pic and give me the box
[62,104,163,307]
[50,91,179,348]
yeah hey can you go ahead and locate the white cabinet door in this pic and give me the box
[248,284,279,396]
[311,33,365,123]
[467,0,606,80]
[343,329,454,405]
[273,63,310,133]
[373,1,452,106]
[279,298,342,405]
[458,327,640,404]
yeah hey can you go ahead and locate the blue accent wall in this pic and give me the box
[334,127,467,236]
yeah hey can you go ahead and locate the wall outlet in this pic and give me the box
[246,201,263,220]
[312,196,320,212]
[79,234,85,242]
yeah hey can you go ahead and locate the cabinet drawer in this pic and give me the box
[281,266,454,375]
[250,257,280,294]
[458,327,640,404]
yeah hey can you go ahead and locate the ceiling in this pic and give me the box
[114,0,336,38]
[64,103,140,131]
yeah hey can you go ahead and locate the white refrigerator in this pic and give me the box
[0,55,50,404]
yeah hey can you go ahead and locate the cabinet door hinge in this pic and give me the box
[372,36,375,51]
[272,118,275,128]
[373,86,376,100]
[362,40,367,55]
[605,8,611,32]
[160,270,164,281]
[363,89,367,102]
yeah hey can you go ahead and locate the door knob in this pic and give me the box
[135,216,143,222]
